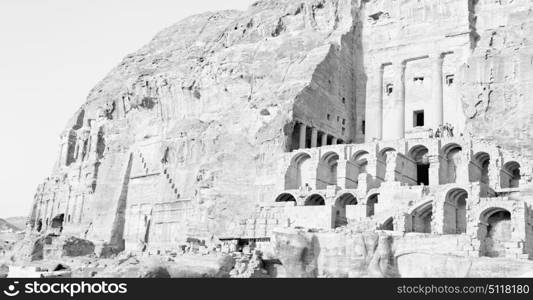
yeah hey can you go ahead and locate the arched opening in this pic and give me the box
[275,193,297,204]
[318,152,339,189]
[381,217,394,231]
[366,193,379,217]
[36,219,43,232]
[285,153,312,190]
[409,145,429,185]
[441,143,463,184]
[334,193,357,227]
[411,201,432,233]
[500,161,521,188]
[51,214,65,233]
[479,208,512,257]
[304,194,325,206]
[377,148,396,182]
[443,188,468,234]
[351,151,369,186]
[469,152,490,185]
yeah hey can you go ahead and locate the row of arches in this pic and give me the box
[410,188,468,234]
[286,143,522,190]
[275,191,378,228]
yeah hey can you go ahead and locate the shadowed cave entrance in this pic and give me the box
[51,214,65,233]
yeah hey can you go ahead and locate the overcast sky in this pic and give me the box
[0,0,253,218]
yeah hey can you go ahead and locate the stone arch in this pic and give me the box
[350,150,370,184]
[478,207,512,257]
[285,152,313,190]
[408,145,430,185]
[441,143,463,184]
[317,151,339,189]
[381,217,394,231]
[469,152,490,185]
[366,193,379,217]
[500,161,521,188]
[377,147,397,182]
[410,200,433,233]
[274,193,297,204]
[335,193,358,207]
[334,193,357,228]
[442,188,468,234]
[304,194,325,206]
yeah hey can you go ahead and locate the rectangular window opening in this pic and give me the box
[413,110,424,127]
[446,74,455,86]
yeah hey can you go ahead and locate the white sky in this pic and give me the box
[0,0,253,218]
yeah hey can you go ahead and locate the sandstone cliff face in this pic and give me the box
[461,0,533,156]
[33,0,362,246]
[30,0,533,250]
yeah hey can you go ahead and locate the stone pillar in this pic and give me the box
[385,151,398,182]
[76,136,84,162]
[58,133,70,167]
[336,160,357,189]
[299,123,307,149]
[488,150,501,190]
[384,61,406,140]
[311,127,318,148]
[431,53,444,129]
[321,132,328,147]
[365,65,384,142]
[457,150,471,184]
[428,155,441,185]
[88,129,100,162]
[366,157,378,185]
[332,137,338,145]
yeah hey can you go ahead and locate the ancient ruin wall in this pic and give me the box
[29,0,533,250]
[29,0,364,248]
[460,0,533,156]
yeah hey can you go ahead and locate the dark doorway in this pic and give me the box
[413,110,425,127]
[417,164,429,185]
[51,214,65,233]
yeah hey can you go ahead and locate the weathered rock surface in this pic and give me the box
[460,1,533,156]
[272,229,396,277]
[61,237,95,257]
[21,0,533,278]
[272,228,533,278]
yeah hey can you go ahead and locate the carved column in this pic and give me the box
[457,150,471,184]
[58,133,69,167]
[385,151,398,182]
[384,61,406,140]
[321,132,328,147]
[299,123,307,149]
[337,159,356,189]
[311,127,318,148]
[365,65,384,142]
[431,53,444,129]
[428,155,441,185]
[332,137,338,145]
[488,150,502,189]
